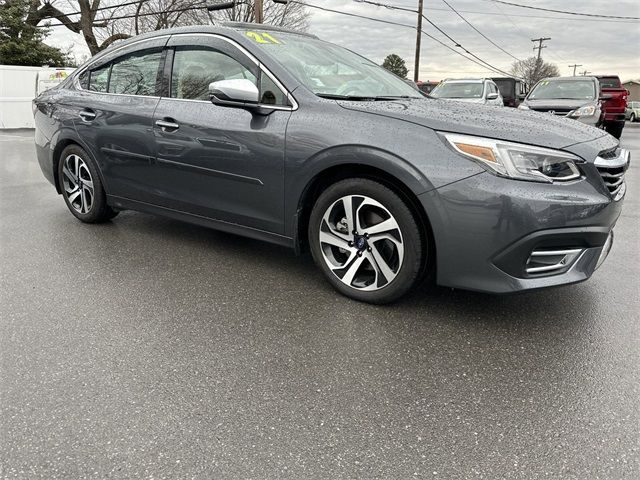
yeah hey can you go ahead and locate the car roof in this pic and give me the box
[541,76,597,82]
[442,78,488,83]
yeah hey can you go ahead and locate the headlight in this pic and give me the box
[441,133,582,183]
[569,105,596,117]
[517,104,529,110]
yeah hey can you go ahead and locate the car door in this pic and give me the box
[71,37,167,201]
[150,34,292,235]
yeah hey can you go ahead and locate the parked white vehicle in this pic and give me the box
[0,65,74,128]
[430,78,504,106]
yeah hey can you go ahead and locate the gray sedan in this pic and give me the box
[33,24,629,303]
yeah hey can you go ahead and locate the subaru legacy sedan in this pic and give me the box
[33,24,629,304]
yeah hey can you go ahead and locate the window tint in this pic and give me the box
[78,70,90,89]
[172,48,257,101]
[109,50,161,96]
[171,47,289,106]
[89,64,110,93]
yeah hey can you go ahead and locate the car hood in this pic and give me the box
[524,98,597,109]
[337,97,607,150]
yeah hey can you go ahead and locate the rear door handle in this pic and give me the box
[79,109,96,121]
[155,119,180,131]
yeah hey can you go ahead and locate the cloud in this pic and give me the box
[46,0,640,80]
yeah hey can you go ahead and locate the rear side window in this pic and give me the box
[88,64,110,93]
[599,77,621,88]
[109,50,162,96]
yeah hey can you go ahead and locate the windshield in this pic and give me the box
[430,82,484,99]
[529,80,596,100]
[241,30,422,99]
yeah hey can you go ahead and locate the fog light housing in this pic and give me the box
[595,232,614,270]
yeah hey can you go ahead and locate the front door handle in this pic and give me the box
[155,119,180,131]
[79,109,96,121]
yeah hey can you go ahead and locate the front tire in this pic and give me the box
[308,178,425,304]
[58,144,118,223]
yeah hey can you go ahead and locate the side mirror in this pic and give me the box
[487,93,499,100]
[599,93,613,101]
[209,79,259,107]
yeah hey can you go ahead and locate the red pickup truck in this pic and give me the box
[596,75,628,139]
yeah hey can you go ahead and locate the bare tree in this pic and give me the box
[511,56,560,89]
[23,0,130,55]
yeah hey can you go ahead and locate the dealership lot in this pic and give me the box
[1,127,638,478]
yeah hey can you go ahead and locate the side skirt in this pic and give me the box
[107,195,295,249]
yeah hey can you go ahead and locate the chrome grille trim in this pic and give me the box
[594,148,630,201]
[526,248,584,275]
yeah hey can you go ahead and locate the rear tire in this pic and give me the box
[308,178,425,304]
[57,144,118,223]
[630,113,636,123]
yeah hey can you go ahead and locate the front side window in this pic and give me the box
[109,50,161,96]
[171,48,256,101]
[529,80,596,100]
[431,82,484,99]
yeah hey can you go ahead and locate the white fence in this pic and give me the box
[0,65,75,129]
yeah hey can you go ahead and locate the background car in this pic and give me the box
[595,75,628,138]
[518,76,604,127]
[625,101,640,122]
[429,78,504,106]
[491,77,528,107]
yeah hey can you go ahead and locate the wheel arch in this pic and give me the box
[51,132,107,195]
[293,162,437,278]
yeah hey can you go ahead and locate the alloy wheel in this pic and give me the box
[318,195,404,291]
[62,154,94,214]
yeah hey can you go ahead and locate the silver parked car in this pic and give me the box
[625,101,640,122]
[429,78,504,106]
[518,76,604,127]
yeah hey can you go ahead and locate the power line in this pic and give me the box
[440,0,521,61]
[480,0,640,20]
[351,0,515,77]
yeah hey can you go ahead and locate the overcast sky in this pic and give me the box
[47,0,640,81]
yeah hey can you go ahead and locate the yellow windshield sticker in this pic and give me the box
[246,31,281,44]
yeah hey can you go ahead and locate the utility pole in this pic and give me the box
[580,70,591,76]
[414,0,424,83]
[255,0,263,23]
[531,37,551,60]
[569,64,582,76]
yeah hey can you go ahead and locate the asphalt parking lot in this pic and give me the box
[1,125,639,479]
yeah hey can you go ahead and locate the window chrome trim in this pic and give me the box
[74,32,298,111]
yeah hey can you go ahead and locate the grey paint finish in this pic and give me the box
[33,24,628,294]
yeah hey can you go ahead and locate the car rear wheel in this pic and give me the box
[308,178,425,304]
[58,145,118,223]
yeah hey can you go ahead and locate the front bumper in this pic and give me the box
[418,155,627,293]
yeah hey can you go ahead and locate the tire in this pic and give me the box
[308,178,425,304]
[604,121,624,139]
[57,144,118,223]
[630,113,636,123]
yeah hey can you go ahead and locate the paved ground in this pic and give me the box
[1,125,639,479]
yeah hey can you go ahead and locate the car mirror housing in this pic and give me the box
[487,93,499,100]
[209,79,260,107]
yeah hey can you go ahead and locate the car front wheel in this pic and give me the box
[308,178,425,304]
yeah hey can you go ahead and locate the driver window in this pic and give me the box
[171,48,257,101]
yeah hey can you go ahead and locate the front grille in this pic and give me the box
[597,165,625,198]
[595,148,629,200]
[529,107,573,116]
[598,147,620,159]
